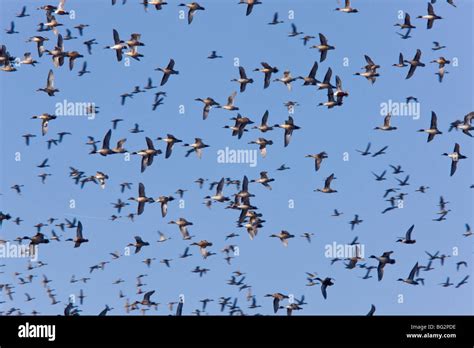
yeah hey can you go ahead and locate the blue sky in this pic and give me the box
[0,0,472,315]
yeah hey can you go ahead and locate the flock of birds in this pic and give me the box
[0,0,472,316]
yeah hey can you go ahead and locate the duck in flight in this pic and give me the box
[132,137,162,173]
[156,134,182,158]
[253,62,278,89]
[264,293,289,314]
[372,145,388,157]
[396,224,416,244]
[268,12,283,25]
[310,33,335,63]
[248,138,273,158]
[369,251,396,281]
[105,29,126,61]
[274,116,300,147]
[226,114,254,139]
[318,87,342,108]
[362,55,380,72]
[393,53,407,68]
[315,173,337,193]
[156,59,179,86]
[31,113,56,136]
[396,175,410,187]
[184,138,209,158]
[345,244,364,269]
[128,183,154,215]
[128,236,150,254]
[27,36,49,57]
[349,215,363,230]
[417,3,442,29]
[418,111,442,142]
[207,50,222,59]
[316,67,335,90]
[20,52,38,67]
[204,178,230,203]
[394,12,416,30]
[16,6,29,18]
[463,224,472,237]
[231,67,254,93]
[297,61,319,86]
[65,221,89,248]
[455,275,469,288]
[142,0,168,11]
[273,71,296,91]
[301,35,315,46]
[439,277,453,287]
[179,2,205,24]
[251,171,275,190]
[269,230,295,247]
[448,112,473,137]
[405,49,425,79]
[356,142,371,156]
[252,110,273,133]
[217,91,239,111]
[315,277,334,299]
[305,152,328,172]
[195,97,220,120]
[239,0,261,16]
[90,129,126,156]
[372,170,386,181]
[335,0,358,13]
[354,56,380,84]
[168,218,194,240]
[37,70,59,96]
[374,113,397,131]
[397,262,420,285]
[442,143,467,176]
[432,41,446,51]
[288,23,303,37]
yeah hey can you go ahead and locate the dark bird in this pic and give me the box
[405,49,425,79]
[442,143,467,176]
[396,225,416,244]
[315,277,334,299]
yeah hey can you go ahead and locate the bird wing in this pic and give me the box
[406,65,417,79]
[273,297,279,313]
[406,224,415,239]
[377,263,384,281]
[323,67,332,83]
[263,71,271,89]
[113,29,120,44]
[102,129,112,149]
[450,159,457,176]
[165,142,173,158]
[160,71,170,86]
[138,182,145,197]
[408,262,419,280]
[239,66,247,79]
[77,221,83,239]
[319,33,328,45]
[320,50,328,63]
[430,112,438,128]
[47,70,55,88]
[261,110,269,126]
[146,137,155,150]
